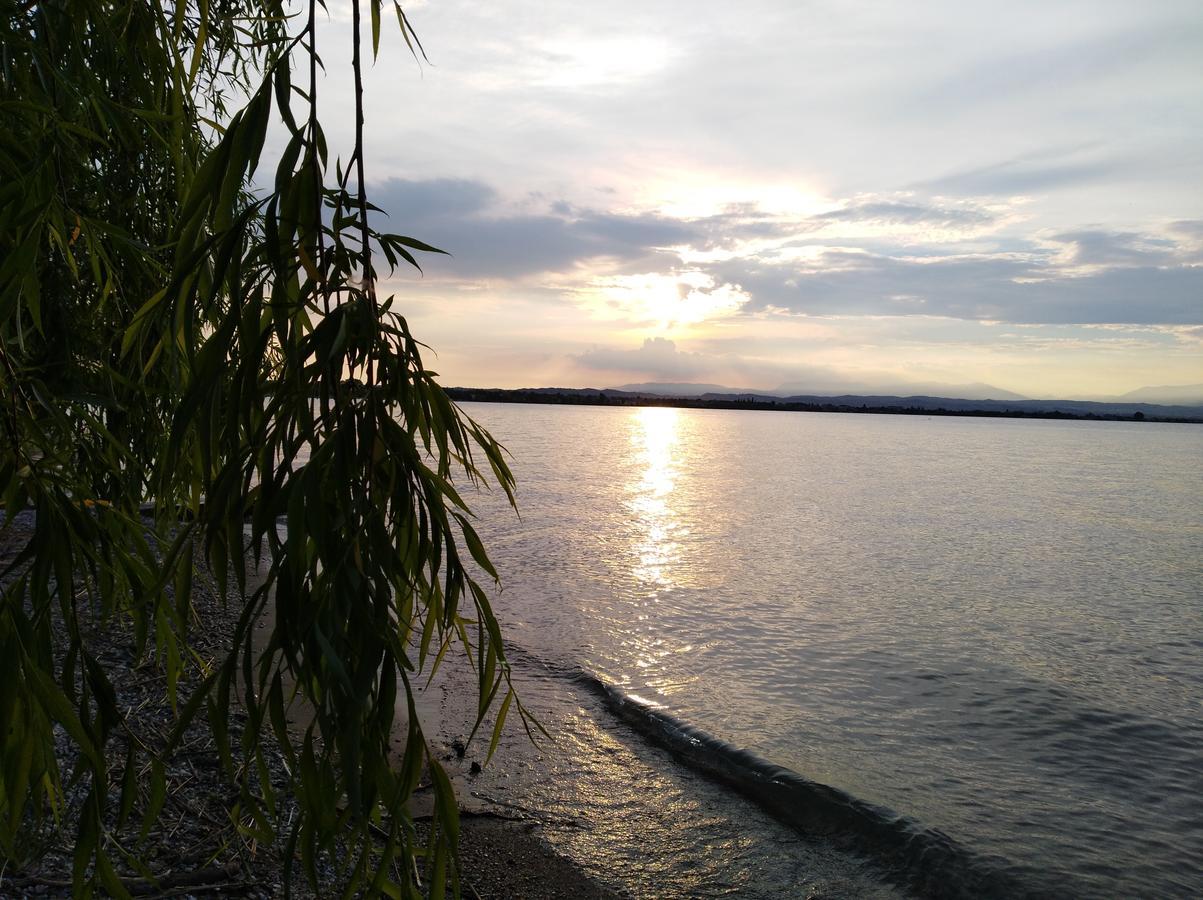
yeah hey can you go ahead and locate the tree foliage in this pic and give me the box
[1,1,518,895]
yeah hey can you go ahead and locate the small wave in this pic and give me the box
[507,648,1040,900]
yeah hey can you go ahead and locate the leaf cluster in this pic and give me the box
[1,2,522,896]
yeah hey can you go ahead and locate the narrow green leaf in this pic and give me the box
[371,0,382,59]
[486,688,513,764]
[24,661,104,775]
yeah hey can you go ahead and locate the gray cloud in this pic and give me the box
[920,154,1121,196]
[373,177,499,218]
[335,0,1202,246]
[370,178,697,277]
[1050,230,1178,266]
[372,178,1201,327]
[1170,220,1203,239]
[571,209,698,249]
[916,25,1189,111]
[372,179,1008,281]
[812,200,994,229]
[686,205,803,247]
[575,337,711,379]
[719,253,1203,325]
[370,179,810,277]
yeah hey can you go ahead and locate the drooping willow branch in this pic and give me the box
[1,3,525,897]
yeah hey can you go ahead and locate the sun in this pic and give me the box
[584,270,749,332]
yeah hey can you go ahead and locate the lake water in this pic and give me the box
[449,402,1203,898]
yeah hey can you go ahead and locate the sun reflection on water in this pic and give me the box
[629,406,682,588]
[611,406,708,699]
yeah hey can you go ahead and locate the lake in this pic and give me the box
[451,402,1203,897]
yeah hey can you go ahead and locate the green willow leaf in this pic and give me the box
[2,2,518,895]
[23,661,105,776]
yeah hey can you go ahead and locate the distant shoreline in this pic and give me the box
[446,387,1203,424]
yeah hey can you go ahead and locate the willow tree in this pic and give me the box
[1,1,517,896]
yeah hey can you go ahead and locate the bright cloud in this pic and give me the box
[582,271,749,330]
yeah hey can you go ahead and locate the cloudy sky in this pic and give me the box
[312,0,1201,399]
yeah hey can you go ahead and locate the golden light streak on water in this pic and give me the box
[628,406,681,589]
[456,402,1203,897]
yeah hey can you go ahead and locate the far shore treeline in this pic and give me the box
[444,387,1203,424]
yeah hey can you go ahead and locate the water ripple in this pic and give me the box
[463,404,1203,898]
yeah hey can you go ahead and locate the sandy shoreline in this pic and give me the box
[0,516,617,899]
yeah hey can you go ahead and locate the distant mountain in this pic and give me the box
[610,382,754,397]
[446,386,1203,421]
[757,393,1203,419]
[773,380,1028,402]
[611,380,1029,401]
[1120,383,1203,406]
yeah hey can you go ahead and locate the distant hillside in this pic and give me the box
[611,382,754,397]
[756,393,1203,420]
[613,380,1028,401]
[773,381,1028,402]
[1120,383,1203,406]
[446,386,1203,423]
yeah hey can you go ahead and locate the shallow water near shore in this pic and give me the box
[448,403,1203,898]
[419,650,905,899]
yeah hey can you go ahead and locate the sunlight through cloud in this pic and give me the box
[586,271,749,331]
